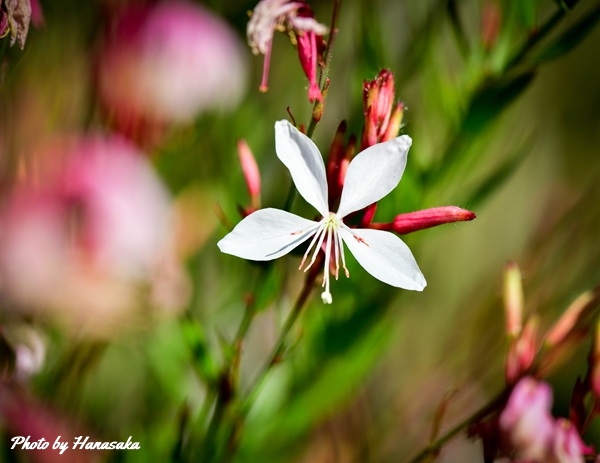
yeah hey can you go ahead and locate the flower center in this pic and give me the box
[298,213,350,304]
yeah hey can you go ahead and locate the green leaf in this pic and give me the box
[181,317,219,385]
[462,71,536,134]
[238,287,398,460]
[428,71,535,183]
[515,0,538,29]
[534,5,600,63]
[461,135,535,209]
[254,266,283,312]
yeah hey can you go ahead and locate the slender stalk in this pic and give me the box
[306,0,343,138]
[241,259,322,416]
[201,376,232,462]
[230,281,267,386]
[318,0,342,90]
[407,391,506,463]
[503,8,566,73]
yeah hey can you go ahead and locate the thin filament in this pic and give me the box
[303,223,327,272]
[298,220,325,269]
[337,227,349,278]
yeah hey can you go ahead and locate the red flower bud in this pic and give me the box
[381,101,404,142]
[297,30,322,102]
[481,1,501,50]
[369,206,476,234]
[505,316,538,384]
[237,139,261,211]
[361,69,402,150]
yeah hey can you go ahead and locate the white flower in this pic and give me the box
[218,120,426,303]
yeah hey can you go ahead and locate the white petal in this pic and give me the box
[339,227,426,291]
[275,120,329,217]
[336,135,412,218]
[217,208,319,261]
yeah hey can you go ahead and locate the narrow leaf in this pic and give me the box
[534,5,600,63]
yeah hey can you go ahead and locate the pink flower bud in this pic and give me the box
[98,1,247,139]
[237,139,261,211]
[505,316,538,384]
[539,286,600,377]
[499,377,555,461]
[361,69,400,150]
[381,101,404,142]
[503,261,524,338]
[545,289,598,347]
[297,30,322,102]
[360,203,377,227]
[326,120,347,207]
[481,1,501,50]
[30,0,44,28]
[369,206,476,234]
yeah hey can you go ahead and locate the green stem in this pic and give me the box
[407,391,506,463]
[241,259,321,417]
[230,290,262,387]
[201,377,232,462]
[306,0,343,138]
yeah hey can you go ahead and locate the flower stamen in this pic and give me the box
[336,229,350,278]
[301,222,327,272]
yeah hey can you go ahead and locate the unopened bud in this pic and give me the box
[481,1,501,50]
[237,139,261,210]
[332,135,355,210]
[381,101,404,142]
[326,121,347,209]
[360,203,377,227]
[369,206,476,234]
[504,261,524,338]
[506,316,538,384]
[545,289,599,348]
[363,69,394,122]
[361,69,398,150]
[297,31,322,103]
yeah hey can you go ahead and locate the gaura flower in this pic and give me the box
[218,120,426,304]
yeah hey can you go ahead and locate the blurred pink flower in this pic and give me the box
[30,0,43,27]
[97,1,247,140]
[498,377,591,462]
[499,377,555,461]
[0,135,182,337]
[551,419,588,463]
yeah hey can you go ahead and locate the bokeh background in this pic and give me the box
[1,0,600,461]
